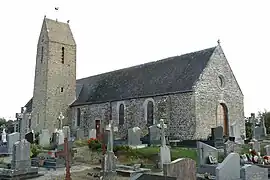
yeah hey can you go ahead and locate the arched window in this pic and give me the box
[119,104,124,125]
[77,108,81,127]
[217,103,228,136]
[147,101,154,125]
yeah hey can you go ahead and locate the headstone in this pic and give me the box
[216,153,240,180]
[25,131,34,144]
[11,139,31,170]
[231,122,244,144]
[88,129,96,139]
[163,158,196,180]
[254,127,263,140]
[62,126,71,140]
[224,140,235,156]
[1,129,7,143]
[76,128,84,140]
[211,126,224,148]
[7,132,20,154]
[57,130,65,145]
[251,113,256,140]
[240,164,268,180]
[101,120,117,180]
[252,140,260,153]
[197,141,218,165]
[149,125,161,145]
[19,107,31,140]
[158,119,171,169]
[265,145,270,156]
[128,127,142,146]
[261,116,267,137]
[39,129,50,147]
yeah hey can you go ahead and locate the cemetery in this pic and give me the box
[1,107,270,180]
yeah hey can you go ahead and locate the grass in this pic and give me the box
[74,139,89,147]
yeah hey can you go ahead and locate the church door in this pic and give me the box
[217,103,229,136]
[95,120,101,140]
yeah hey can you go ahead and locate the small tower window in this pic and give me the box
[119,104,125,125]
[41,46,44,63]
[61,47,65,64]
[77,108,81,127]
[60,87,64,92]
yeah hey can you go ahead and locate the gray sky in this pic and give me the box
[0,0,269,119]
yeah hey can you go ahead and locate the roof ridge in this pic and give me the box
[77,46,217,82]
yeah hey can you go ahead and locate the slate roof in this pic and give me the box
[71,46,216,106]
[43,18,76,45]
[25,46,217,110]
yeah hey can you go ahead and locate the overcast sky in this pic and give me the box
[0,0,269,120]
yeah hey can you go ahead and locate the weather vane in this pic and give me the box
[55,7,59,21]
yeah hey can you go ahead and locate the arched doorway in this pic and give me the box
[217,103,229,136]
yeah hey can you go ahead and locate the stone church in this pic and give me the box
[23,17,245,140]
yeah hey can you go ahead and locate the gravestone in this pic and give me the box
[39,129,50,147]
[231,122,244,144]
[25,131,34,144]
[264,145,270,156]
[11,139,31,170]
[76,128,84,140]
[252,140,260,152]
[101,120,117,180]
[197,141,218,166]
[149,125,161,145]
[240,164,268,180]
[224,140,235,157]
[254,126,263,140]
[158,119,171,169]
[216,153,240,180]
[261,116,267,137]
[63,126,71,140]
[7,132,20,154]
[163,158,196,180]
[57,130,65,145]
[1,129,7,143]
[128,127,142,146]
[211,126,224,148]
[88,129,96,139]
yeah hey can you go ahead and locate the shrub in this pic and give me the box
[30,144,41,158]
[88,138,102,151]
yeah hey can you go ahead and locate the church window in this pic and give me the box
[147,101,154,126]
[119,104,125,125]
[60,87,64,92]
[41,46,44,63]
[77,108,81,127]
[61,47,65,64]
[218,75,225,88]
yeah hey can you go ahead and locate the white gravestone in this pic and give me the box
[63,126,71,140]
[2,128,7,143]
[57,130,65,145]
[7,132,20,154]
[128,127,142,146]
[158,119,171,169]
[39,129,50,147]
[88,129,96,139]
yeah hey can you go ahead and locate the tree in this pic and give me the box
[258,110,270,134]
[0,118,7,127]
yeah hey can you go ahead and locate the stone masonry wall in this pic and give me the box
[71,92,196,140]
[32,21,76,134]
[193,45,245,139]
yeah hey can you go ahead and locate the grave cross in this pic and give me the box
[58,112,64,130]
[251,113,256,140]
[106,120,114,152]
[158,119,167,146]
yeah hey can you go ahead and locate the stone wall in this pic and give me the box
[71,92,196,140]
[193,45,245,139]
[32,20,76,134]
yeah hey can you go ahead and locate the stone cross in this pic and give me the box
[261,115,267,136]
[18,107,30,140]
[251,113,256,140]
[158,119,167,146]
[106,120,114,152]
[58,112,64,130]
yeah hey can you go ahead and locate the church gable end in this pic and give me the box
[193,45,245,139]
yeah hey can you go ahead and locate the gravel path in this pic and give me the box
[31,165,91,180]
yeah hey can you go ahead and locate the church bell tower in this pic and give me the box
[31,17,76,133]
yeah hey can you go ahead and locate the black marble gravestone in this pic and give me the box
[25,131,34,144]
[211,126,224,148]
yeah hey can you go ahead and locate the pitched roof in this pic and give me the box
[25,46,217,110]
[71,46,216,106]
[43,18,76,45]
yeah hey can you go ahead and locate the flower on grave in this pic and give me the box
[252,155,259,163]
[250,149,257,156]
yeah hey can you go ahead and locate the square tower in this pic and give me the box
[31,17,76,133]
